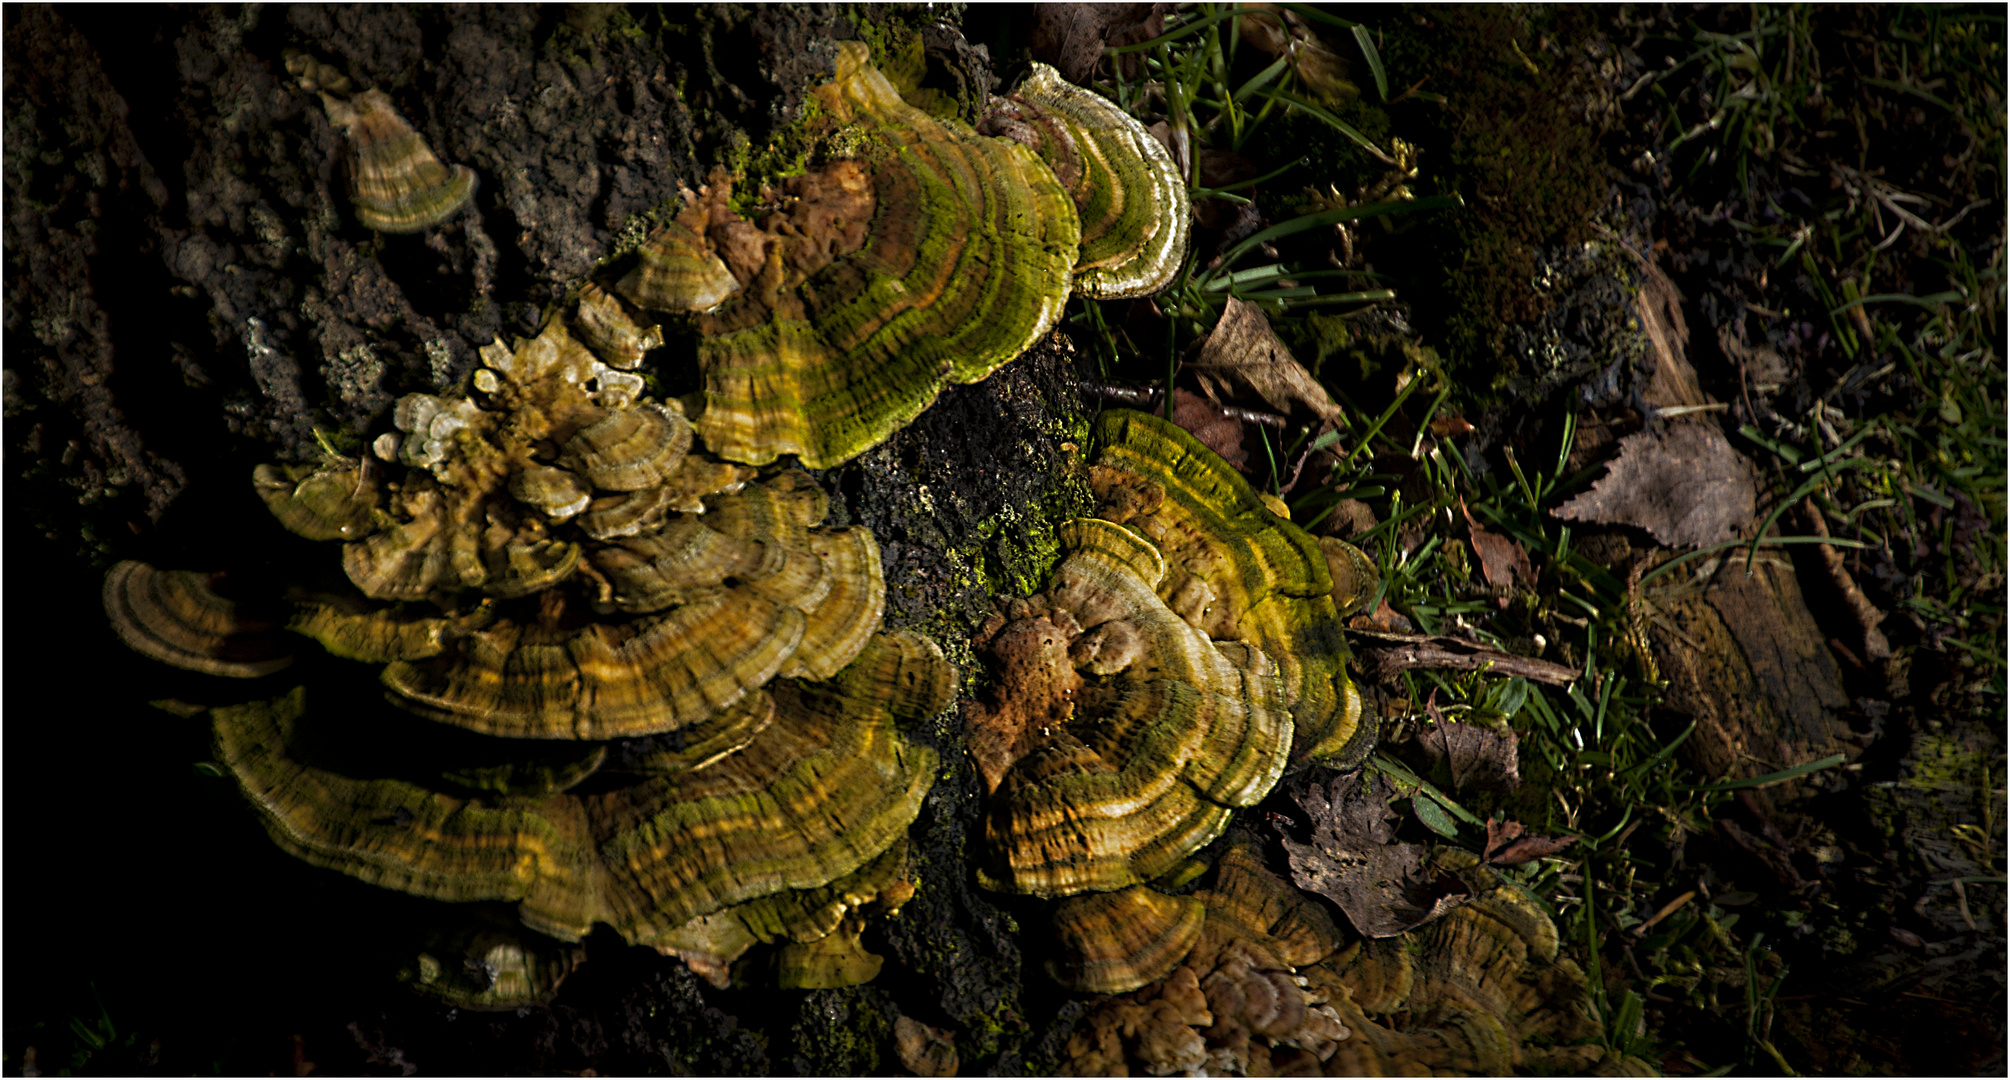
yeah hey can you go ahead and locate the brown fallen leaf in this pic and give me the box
[1028,3,1168,85]
[1429,414,1476,438]
[1277,770,1472,938]
[1314,496,1379,539]
[1417,720,1521,792]
[1189,298,1347,429]
[893,1015,960,1077]
[1482,819,1578,866]
[1553,422,1758,548]
[1461,498,1533,592]
[1348,598,1413,634]
[1168,387,1250,470]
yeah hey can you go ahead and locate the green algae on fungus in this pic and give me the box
[980,62,1190,299]
[972,516,1295,899]
[661,41,1080,470]
[1090,410,1371,765]
[214,631,949,989]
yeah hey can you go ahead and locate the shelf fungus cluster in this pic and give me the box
[1059,841,1641,1077]
[105,281,960,1003]
[610,41,1187,471]
[966,410,1372,999]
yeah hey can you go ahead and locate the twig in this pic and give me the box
[1348,631,1580,686]
[1801,499,1891,660]
[1082,382,1289,428]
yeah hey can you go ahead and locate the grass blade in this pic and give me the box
[1352,25,1389,100]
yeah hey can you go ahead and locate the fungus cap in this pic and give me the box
[214,632,947,968]
[680,41,1081,469]
[983,62,1190,299]
[102,561,293,678]
[1046,885,1207,994]
[978,517,1293,898]
[322,89,478,234]
[1091,410,1371,766]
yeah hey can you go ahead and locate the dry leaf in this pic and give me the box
[1553,422,1758,549]
[1348,598,1413,633]
[1168,387,1249,469]
[1462,498,1533,590]
[1482,819,1578,866]
[1315,496,1379,539]
[1277,770,1472,938]
[1416,720,1521,792]
[893,1015,960,1077]
[1028,4,1168,84]
[1190,298,1346,429]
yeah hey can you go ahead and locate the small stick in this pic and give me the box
[1082,382,1289,427]
[1349,631,1581,687]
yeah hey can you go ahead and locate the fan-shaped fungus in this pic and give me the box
[1090,409,1371,765]
[976,516,1294,899]
[628,42,1081,469]
[214,630,949,988]
[320,88,478,234]
[102,561,293,678]
[980,62,1190,299]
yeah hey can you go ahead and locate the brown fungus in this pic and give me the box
[1046,885,1207,995]
[101,561,293,678]
[214,630,950,985]
[319,88,477,234]
[1091,410,1371,765]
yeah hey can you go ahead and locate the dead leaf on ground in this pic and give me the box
[1417,720,1521,792]
[1190,298,1347,429]
[1168,387,1250,470]
[1276,770,1472,938]
[1028,4,1168,85]
[1314,496,1379,539]
[1482,819,1578,866]
[1461,498,1533,591]
[893,1015,960,1077]
[1553,422,1758,549]
[1348,598,1413,633]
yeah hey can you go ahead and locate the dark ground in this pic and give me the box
[5,4,2004,1076]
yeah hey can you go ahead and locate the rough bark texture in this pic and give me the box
[1651,555,1856,786]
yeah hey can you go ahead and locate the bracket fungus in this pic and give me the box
[1060,837,1353,1075]
[102,561,293,678]
[975,515,1294,900]
[240,302,885,743]
[980,62,1191,299]
[1303,850,1637,1076]
[1090,409,1371,766]
[103,222,947,996]
[317,86,478,234]
[974,410,1368,906]
[618,41,1082,469]
[1058,837,1634,1077]
[212,629,951,992]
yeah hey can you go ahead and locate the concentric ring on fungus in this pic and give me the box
[624,41,1083,470]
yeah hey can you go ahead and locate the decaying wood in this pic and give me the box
[1646,554,1854,787]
